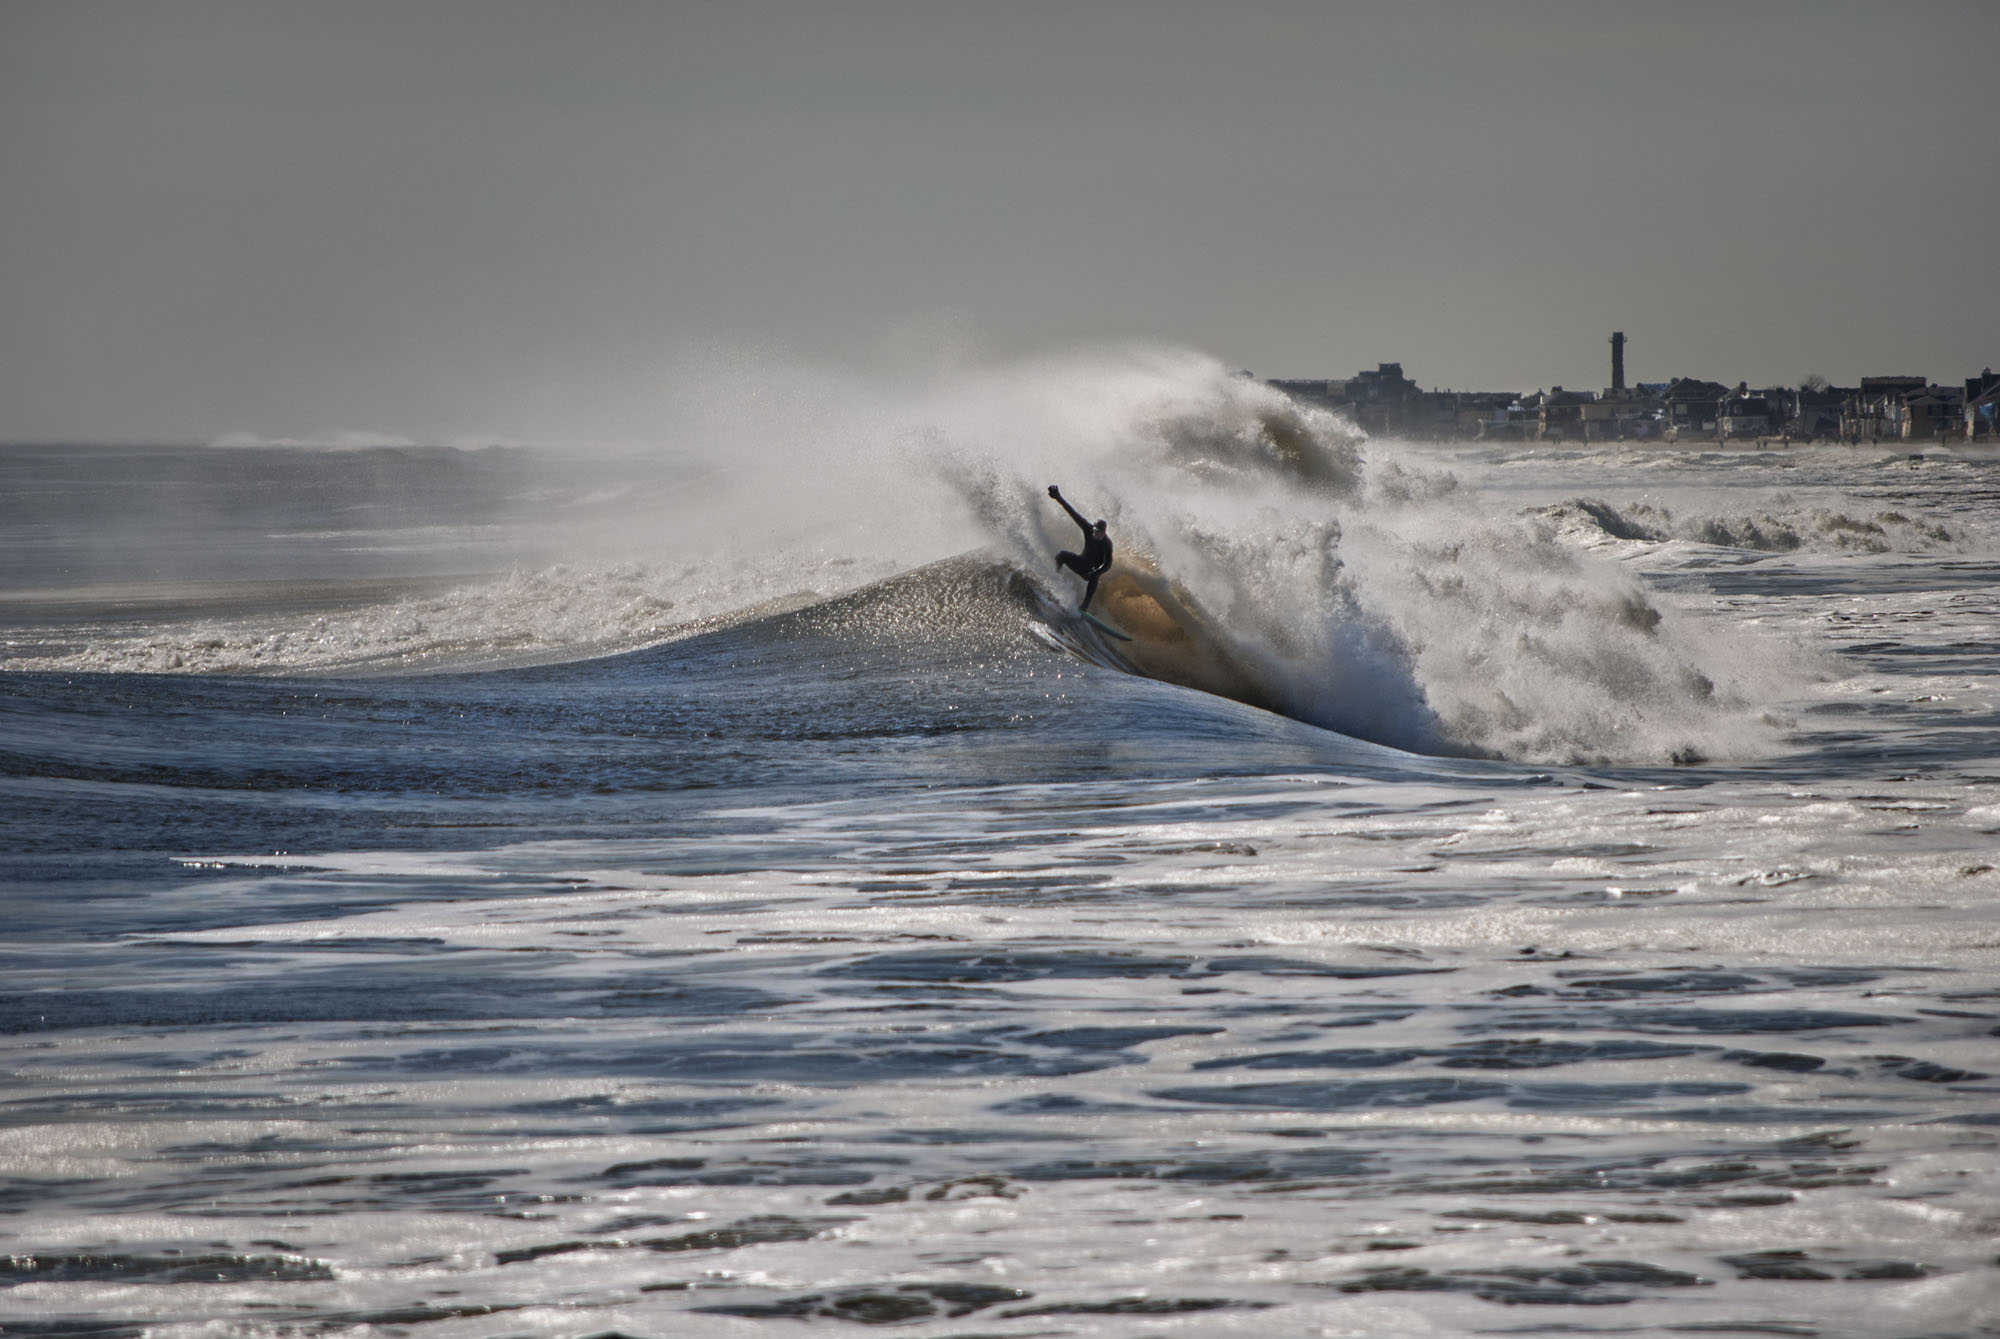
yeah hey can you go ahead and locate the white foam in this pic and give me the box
[14,345,1983,765]
[885,352,1820,762]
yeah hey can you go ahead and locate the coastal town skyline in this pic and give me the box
[11,340,1995,447]
[1265,335,2000,442]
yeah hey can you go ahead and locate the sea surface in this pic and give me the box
[3,352,1997,1336]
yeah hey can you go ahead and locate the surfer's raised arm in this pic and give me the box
[1047,484,1090,534]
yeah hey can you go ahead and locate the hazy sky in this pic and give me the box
[3,0,1995,442]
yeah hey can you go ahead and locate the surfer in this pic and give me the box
[1047,485,1112,611]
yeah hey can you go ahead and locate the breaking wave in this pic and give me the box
[1536,496,1963,554]
[912,351,1807,765]
[5,346,1839,766]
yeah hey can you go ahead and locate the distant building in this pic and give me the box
[1265,355,1994,446]
[1783,383,1851,439]
[1587,332,1668,439]
[1718,385,1772,439]
[1435,391,1520,438]
[1965,369,2000,439]
[1268,363,1425,435]
[1901,385,1964,440]
[1845,376,1927,440]
[1538,386,1602,440]
[1333,363,1422,435]
[1661,378,1729,439]
[1596,385,1666,439]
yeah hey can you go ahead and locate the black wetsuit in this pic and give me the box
[1052,494,1113,611]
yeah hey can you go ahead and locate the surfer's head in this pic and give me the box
[1092,520,1107,535]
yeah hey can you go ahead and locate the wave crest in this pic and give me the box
[917,354,1809,765]
[1536,497,1963,554]
[5,346,1867,767]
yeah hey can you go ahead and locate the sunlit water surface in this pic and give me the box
[3,388,1999,1336]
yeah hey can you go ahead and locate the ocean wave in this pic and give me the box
[916,355,1809,765]
[2,347,1843,765]
[0,560,851,677]
[1535,496,1963,554]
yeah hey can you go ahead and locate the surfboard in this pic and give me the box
[1079,610,1132,641]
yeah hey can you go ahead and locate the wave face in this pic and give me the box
[1,349,1813,764]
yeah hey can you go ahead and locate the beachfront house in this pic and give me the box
[1844,375,1927,440]
[1719,386,1772,439]
[1537,386,1603,440]
[1662,378,1728,439]
[1444,391,1520,438]
[1900,385,1964,440]
[1964,370,2000,439]
[1790,384,1850,439]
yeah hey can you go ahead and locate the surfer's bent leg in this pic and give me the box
[1056,550,1082,576]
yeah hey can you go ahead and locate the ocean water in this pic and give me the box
[3,351,1998,1337]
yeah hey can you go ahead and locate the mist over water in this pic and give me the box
[4,346,1829,765]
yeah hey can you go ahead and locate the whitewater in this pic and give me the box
[2,348,1997,1337]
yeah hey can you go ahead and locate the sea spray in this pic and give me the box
[6,345,1818,764]
[896,350,1806,763]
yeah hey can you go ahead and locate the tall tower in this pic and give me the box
[1610,331,1627,393]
